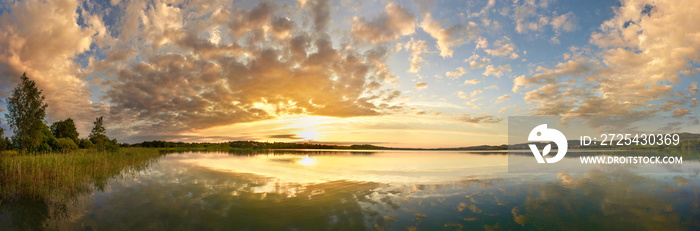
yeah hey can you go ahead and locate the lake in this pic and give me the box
[2,150,700,230]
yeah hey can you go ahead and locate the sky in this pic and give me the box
[0,0,698,148]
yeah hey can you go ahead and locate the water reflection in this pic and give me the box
[175,151,509,184]
[1,150,699,230]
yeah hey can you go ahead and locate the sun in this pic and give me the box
[297,129,319,140]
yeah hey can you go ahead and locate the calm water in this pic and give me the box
[2,150,700,230]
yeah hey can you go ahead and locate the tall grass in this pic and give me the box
[0,148,164,203]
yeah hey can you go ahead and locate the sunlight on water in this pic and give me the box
[297,154,316,166]
[176,151,509,184]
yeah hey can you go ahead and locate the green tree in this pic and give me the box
[89,116,106,142]
[51,118,79,143]
[5,73,48,153]
[37,124,56,153]
[0,126,8,151]
[89,116,118,152]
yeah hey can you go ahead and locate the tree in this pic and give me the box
[89,116,118,152]
[0,126,8,151]
[51,118,79,143]
[37,124,56,153]
[5,73,48,153]
[89,116,106,142]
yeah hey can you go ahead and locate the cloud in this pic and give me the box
[551,12,577,33]
[420,13,479,57]
[515,0,700,116]
[465,54,489,69]
[458,90,483,99]
[512,0,548,34]
[513,57,595,92]
[463,79,480,85]
[306,0,331,32]
[403,38,428,73]
[692,98,698,108]
[497,94,511,101]
[267,134,304,139]
[351,3,416,43]
[415,82,428,89]
[673,108,690,117]
[485,85,499,90]
[446,67,467,78]
[689,82,698,94]
[483,37,519,59]
[85,1,405,139]
[483,64,511,77]
[475,37,488,49]
[0,0,106,134]
[459,114,502,123]
[469,0,496,18]
[511,0,577,36]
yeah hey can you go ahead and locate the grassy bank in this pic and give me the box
[0,148,165,203]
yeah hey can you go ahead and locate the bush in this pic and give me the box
[79,139,95,149]
[90,135,119,152]
[36,142,52,153]
[40,124,58,153]
[0,127,8,151]
[0,136,8,152]
[55,138,79,153]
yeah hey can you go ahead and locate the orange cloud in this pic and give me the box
[351,3,416,43]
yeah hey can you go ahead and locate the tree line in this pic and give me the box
[128,140,393,150]
[0,73,118,153]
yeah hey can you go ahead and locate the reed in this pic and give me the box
[0,148,164,203]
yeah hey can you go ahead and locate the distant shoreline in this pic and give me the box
[125,133,700,151]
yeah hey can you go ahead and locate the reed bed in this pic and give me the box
[0,148,164,203]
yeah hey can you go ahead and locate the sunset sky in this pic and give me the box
[0,0,698,148]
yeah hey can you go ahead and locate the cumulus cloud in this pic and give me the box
[351,3,416,43]
[420,13,479,57]
[0,0,105,133]
[305,0,331,32]
[515,0,700,117]
[689,82,698,94]
[483,37,519,59]
[446,67,467,79]
[475,37,488,49]
[510,0,577,37]
[458,90,483,99]
[463,79,480,85]
[0,0,405,141]
[465,54,490,69]
[415,82,428,89]
[483,64,511,77]
[673,108,690,117]
[469,0,496,18]
[109,44,400,136]
[513,57,595,92]
[403,38,428,73]
[551,12,577,33]
[512,0,549,34]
